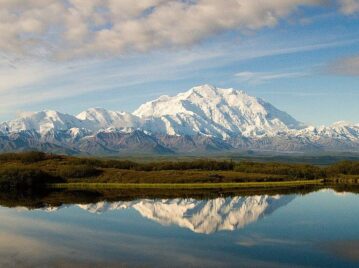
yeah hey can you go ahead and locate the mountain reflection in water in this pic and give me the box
[32,195,295,234]
[1,190,359,267]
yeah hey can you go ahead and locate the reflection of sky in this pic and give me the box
[0,190,358,267]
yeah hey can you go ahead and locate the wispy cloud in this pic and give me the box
[0,48,224,116]
[230,37,359,62]
[235,71,307,84]
[0,32,357,120]
[326,54,359,76]
[237,234,308,247]
[338,0,359,14]
[0,62,70,94]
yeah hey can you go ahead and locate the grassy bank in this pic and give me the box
[0,152,358,190]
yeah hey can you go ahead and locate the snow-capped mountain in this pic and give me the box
[0,84,358,154]
[134,84,303,138]
[38,195,295,234]
[77,108,141,130]
[0,110,85,135]
[296,121,359,141]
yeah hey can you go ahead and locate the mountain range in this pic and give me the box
[1,84,358,155]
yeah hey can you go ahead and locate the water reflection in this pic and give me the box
[76,195,295,234]
[16,195,295,234]
[0,190,359,267]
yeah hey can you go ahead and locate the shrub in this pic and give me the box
[101,160,139,169]
[68,158,103,167]
[0,151,58,164]
[135,160,235,171]
[326,161,359,175]
[18,151,47,163]
[234,161,326,180]
[73,158,234,171]
[0,167,62,189]
[56,165,102,178]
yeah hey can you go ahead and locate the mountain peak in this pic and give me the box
[134,85,302,138]
[77,108,141,130]
[18,110,64,119]
[1,110,81,135]
[189,84,247,98]
[190,84,218,95]
[331,121,354,127]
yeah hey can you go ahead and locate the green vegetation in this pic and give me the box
[70,158,235,171]
[0,152,358,190]
[52,180,323,190]
[326,160,359,175]
[0,151,58,163]
[55,164,101,178]
[0,166,62,190]
[234,161,325,180]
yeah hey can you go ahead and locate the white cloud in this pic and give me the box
[0,0,331,59]
[338,0,359,14]
[0,33,356,120]
[0,47,224,117]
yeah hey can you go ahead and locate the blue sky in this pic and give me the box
[0,1,358,126]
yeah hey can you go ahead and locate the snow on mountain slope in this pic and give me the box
[134,84,303,138]
[76,108,141,130]
[77,195,295,234]
[0,84,357,154]
[0,110,85,135]
[297,121,359,141]
[0,108,141,135]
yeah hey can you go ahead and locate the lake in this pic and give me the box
[0,188,359,267]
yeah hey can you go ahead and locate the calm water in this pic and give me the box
[0,189,359,267]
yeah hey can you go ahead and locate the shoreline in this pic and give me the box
[51,179,324,190]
